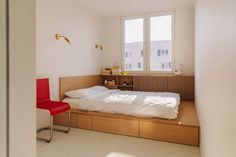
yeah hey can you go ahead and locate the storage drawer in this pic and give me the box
[139,121,199,146]
[54,112,92,130]
[71,113,92,130]
[93,116,139,137]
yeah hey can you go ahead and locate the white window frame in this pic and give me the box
[121,11,175,74]
[121,15,147,73]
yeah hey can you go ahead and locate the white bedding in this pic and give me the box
[63,89,180,119]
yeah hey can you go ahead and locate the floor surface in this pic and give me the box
[37,128,200,157]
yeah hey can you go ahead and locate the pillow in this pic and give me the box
[65,88,97,99]
[90,86,109,91]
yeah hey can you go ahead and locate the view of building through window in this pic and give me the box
[124,18,144,71]
[123,14,173,72]
[150,15,172,71]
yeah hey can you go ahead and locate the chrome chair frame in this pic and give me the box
[37,110,70,143]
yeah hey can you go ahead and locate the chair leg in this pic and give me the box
[37,116,53,143]
[53,110,71,133]
[67,110,71,132]
[37,110,70,143]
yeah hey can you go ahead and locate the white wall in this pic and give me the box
[0,0,7,156]
[101,5,195,75]
[195,0,236,157]
[9,0,36,157]
[36,0,102,128]
[36,0,102,100]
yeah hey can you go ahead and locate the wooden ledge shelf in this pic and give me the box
[101,75,194,101]
[55,101,200,146]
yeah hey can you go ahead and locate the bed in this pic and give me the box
[55,75,200,146]
[63,89,180,119]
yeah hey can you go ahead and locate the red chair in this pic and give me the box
[37,78,70,143]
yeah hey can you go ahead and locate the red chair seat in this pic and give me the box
[37,101,70,116]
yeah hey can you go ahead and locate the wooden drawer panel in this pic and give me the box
[71,113,92,130]
[54,112,92,130]
[93,116,139,137]
[140,121,199,146]
[54,112,69,126]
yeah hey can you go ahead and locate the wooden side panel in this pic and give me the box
[59,75,102,101]
[133,76,168,92]
[140,121,199,146]
[167,76,194,101]
[93,116,139,137]
[54,112,92,130]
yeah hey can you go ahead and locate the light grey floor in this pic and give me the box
[37,128,200,157]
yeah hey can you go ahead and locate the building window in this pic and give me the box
[123,13,173,72]
[157,49,161,56]
[138,62,142,69]
[165,49,168,55]
[125,52,128,58]
[141,50,144,57]
[129,64,132,69]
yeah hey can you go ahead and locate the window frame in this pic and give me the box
[121,11,175,74]
[121,15,147,73]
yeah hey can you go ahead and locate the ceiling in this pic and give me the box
[74,0,196,16]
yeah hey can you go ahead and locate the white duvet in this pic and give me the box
[63,89,180,119]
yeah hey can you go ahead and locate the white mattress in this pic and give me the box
[63,89,180,119]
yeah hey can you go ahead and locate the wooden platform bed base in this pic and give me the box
[54,101,200,146]
[56,75,199,146]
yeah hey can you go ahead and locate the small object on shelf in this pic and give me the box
[121,71,128,75]
[111,66,121,75]
[174,64,183,76]
[102,68,111,75]
[107,80,116,86]
[104,80,108,85]
[122,81,127,86]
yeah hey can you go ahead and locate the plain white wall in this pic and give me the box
[0,0,7,156]
[36,0,102,101]
[9,0,36,157]
[195,0,236,157]
[36,0,103,128]
[101,5,195,75]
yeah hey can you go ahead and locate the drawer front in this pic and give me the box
[54,112,69,126]
[93,116,139,137]
[54,112,92,130]
[140,121,199,146]
[71,113,92,130]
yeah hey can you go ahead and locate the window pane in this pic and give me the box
[124,18,144,71]
[150,15,172,71]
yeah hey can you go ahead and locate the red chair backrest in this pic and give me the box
[37,78,51,104]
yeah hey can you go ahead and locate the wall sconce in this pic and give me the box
[95,44,103,51]
[55,33,71,44]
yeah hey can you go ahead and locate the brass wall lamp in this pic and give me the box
[95,44,103,51]
[55,33,71,44]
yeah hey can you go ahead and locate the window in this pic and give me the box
[150,15,172,71]
[125,52,128,58]
[129,64,132,69]
[123,18,144,71]
[123,13,173,72]
[141,50,144,57]
[158,50,161,56]
[138,62,142,69]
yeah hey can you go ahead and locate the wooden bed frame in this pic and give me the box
[55,75,200,146]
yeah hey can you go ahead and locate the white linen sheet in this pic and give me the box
[63,89,180,119]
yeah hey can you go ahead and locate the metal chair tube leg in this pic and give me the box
[48,116,53,143]
[67,110,71,133]
[51,110,71,133]
[37,115,53,143]
[37,110,70,142]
